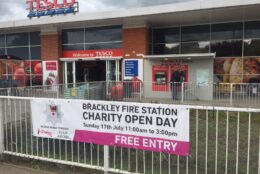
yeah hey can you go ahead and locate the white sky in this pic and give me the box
[0,0,190,21]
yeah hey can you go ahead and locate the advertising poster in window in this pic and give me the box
[0,59,42,86]
[1,59,25,86]
[31,98,190,156]
[123,59,143,81]
[42,61,58,88]
[28,61,43,86]
[214,57,260,83]
[243,57,260,83]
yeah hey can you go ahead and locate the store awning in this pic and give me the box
[143,53,216,61]
[59,57,123,61]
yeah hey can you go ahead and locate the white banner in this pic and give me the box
[31,99,190,156]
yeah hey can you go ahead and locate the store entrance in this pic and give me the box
[64,60,121,85]
[76,61,106,82]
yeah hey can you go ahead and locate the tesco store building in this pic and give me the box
[0,0,260,99]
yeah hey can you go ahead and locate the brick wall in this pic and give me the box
[123,28,149,58]
[40,32,63,83]
[41,33,62,61]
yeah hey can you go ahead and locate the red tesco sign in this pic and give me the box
[63,49,123,59]
[26,0,76,11]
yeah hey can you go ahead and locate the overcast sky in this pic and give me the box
[0,0,190,21]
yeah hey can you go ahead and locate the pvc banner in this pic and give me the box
[31,99,190,156]
[42,61,58,87]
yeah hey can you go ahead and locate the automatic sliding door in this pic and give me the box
[64,61,76,87]
[106,60,121,82]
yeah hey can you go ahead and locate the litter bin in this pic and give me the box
[123,81,132,98]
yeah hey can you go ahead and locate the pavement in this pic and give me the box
[0,162,56,174]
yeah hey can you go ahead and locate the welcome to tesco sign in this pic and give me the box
[26,0,78,18]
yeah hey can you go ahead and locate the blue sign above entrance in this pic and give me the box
[125,60,138,77]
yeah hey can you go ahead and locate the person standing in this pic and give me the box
[171,70,180,100]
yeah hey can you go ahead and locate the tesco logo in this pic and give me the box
[26,0,76,11]
[96,51,113,57]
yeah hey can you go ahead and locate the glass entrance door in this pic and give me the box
[106,60,120,82]
[64,60,121,86]
[64,61,76,87]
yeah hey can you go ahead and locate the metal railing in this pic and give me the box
[0,96,259,174]
[0,81,260,107]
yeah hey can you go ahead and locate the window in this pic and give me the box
[0,32,41,87]
[243,58,260,76]
[85,43,122,50]
[7,47,29,60]
[153,28,179,43]
[153,43,180,55]
[85,26,122,43]
[149,29,153,44]
[244,39,260,56]
[211,40,242,57]
[181,41,210,54]
[0,48,5,55]
[0,35,5,48]
[62,44,84,51]
[211,22,243,40]
[62,28,84,44]
[245,21,260,39]
[30,46,41,60]
[6,33,29,47]
[62,26,122,51]
[214,58,244,83]
[29,61,43,86]
[181,25,210,42]
[30,32,40,45]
